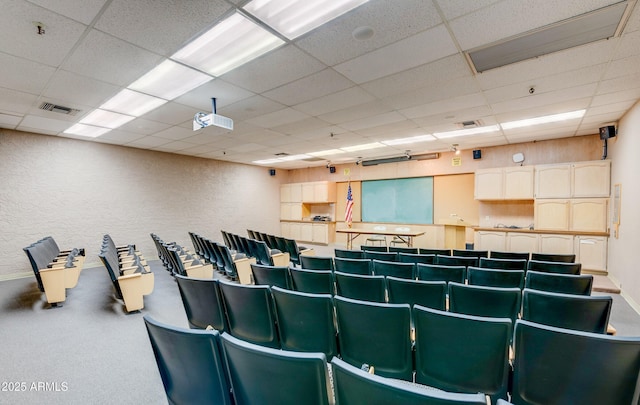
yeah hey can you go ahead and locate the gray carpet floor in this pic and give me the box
[2,254,640,405]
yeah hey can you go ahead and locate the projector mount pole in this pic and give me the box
[602,138,608,160]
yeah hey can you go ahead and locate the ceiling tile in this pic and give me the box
[97,129,146,143]
[0,88,38,115]
[141,102,199,126]
[246,108,311,129]
[272,117,331,136]
[152,140,198,152]
[152,125,197,141]
[219,95,286,121]
[119,118,171,135]
[126,136,173,148]
[292,86,376,116]
[400,92,487,119]
[263,68,354,106]
[0,53,56,94]
[173,79,255,111]
[27,0,107,25]
[384,76,479,111]
[339,111,406,132]
[17,114,71,134]
[604,54,640,80]
[44,70,120,107]
[435,0,501,20]
[0,113,22,128]
[592,88,640,106]
[490,85,597,115]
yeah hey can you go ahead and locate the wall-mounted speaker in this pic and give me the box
[269,169,276,176]
[472,149,482,159]
[599,125,616,140]
[329,166,336,173]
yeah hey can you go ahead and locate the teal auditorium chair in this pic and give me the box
[289,268,334,294]
[334,248,365,259]
[420,248,451,256]
[300,255,335,271]
[334,257,372,275]
[448,282,522,327]
[479,257,527,271]
[398,252,436,264]
[372,259,415,279]
[452,249,489,258]
[526,259,581,275]
[386,276,447,310]
[271,287,338,359]
[413,306,511,402]
[389,246,419,254]
[364,251,399,262]
[218,281,279,348]
[436,255,479,268]
[490,251,530,260]
[416,263,466,284]
[331,357,488,405]
[334,296,413,381]
[143,316,232,405]
[334,272,386,303]
[530,252,575,263]
[525,270,593,295]
[175,275,227,332]
[522,288,612,334]
[250,263,291,289]
[220,333,333,405]
[467,267,525,289]
[510,320,640,405]
[361,245,388,252]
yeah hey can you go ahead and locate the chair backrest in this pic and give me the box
[334,271,386,303]
[479,257,527,271]
[490,250,530,260]
[218,245,238,280]
[284,238,303,265]
[527,259,582,275]
[334,248,365,259]
[452,249,489,258]
[334,295,413,381]
[175,275,227,332]
[386,276,447,310]
[300,255,334,271]
[143,316,232,405]
[413,306,512,401]
[388,246,419,254]
[416,263,466,284]
[522,288,612,334]
[250,263,290,289]
[530,252,576,263]
[220,333,332,405]
[525,270,593,295]
[436,255,479,268]
[511,320,640,405]
[467,266,525,289]
[372,259,415,279]
[420,248,451,256]
[360,245,388,252]
[398,252,436,265]
[364,251,399,262]
[255,240,275,266]
[448,282,522,326]
[334,257,372,275]
[330,357,487,405]
[289,268,334,294]
[271,287,338,359]
[218,281,279,348]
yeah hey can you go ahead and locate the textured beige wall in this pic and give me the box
[0,129,283,278]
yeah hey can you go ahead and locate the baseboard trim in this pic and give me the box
[621,290,640,316]
[0,271,33,282]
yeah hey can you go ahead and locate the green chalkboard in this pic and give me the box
[362,177,434,224]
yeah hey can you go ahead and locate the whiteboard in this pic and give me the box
[362,177,434,224]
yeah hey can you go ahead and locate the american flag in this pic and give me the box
[345,182,354,228]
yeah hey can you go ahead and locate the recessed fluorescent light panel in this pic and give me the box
[101,89,167,117]
[382,134,435,145]
[79,109,135,129]
[64,123,111,138]
[129,60,213,100]
[500,110,586,130]
[433,125,500,139]
[253,158,283,164]
[278,154,311,161]
[172,12,285,76]
[244,0,370,40]
[341,142,385,152]
[308,149,346,157]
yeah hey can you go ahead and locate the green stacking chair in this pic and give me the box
[527,259,581,275]
[271,287,338,359]
[413,306,511,402]
[386,276,447,311]
[364,251,399,262]
[334,257,372,275]
[416,263,466,284]
[398,252,436,265]
[250,263,291,289]
[331,357,488,405]
[175,275,227,332]
[334,271,386,303]
[300,255,334,271]
[479,257,527,271]
[420,248,451,256]
[220,333,332,405]
[218,281,280,348]
[144,316,232,405]
[389,246,419,254]
[467,266,525,289]
[525,270,593,295]
[289,268,334,294]
[361,245,388,252]
[334,295,413,381]
[448,282,522,327]
[436,255,478,268]
[511,320,640,405]
[522,288,612,334]
[530,252,575,263]
[452,249,489,258]
[372,259,415,279]
[334,248,365,259]
[490,251,530,260]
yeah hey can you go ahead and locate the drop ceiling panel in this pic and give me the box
[44,70,119,107]
[592,88,640,106]
[246,108,311,129]
[97,129,146,143]
[292,86,376,116]
[334,25,458,84]
[17,115,71,134]
[227,142,267,153]
[272,117,331,136]
[0,88,38,115]
[490,85,597,115]
[142,102,199,126]
[435,0,502,20]
[412,105,494,128]
[400,92,488,120]
[0,53,56,94]
[384,76,479,111]
[218,95,286,121]
[339,111,406,132]
[173,79,255,111]
[604,54,640,79]
[152,126,198,141]
[27,0,107,25]
[587,99,637,115]
[119,118,171,135]
[0,113,22,128]
[125,136,171,148]
[263,69,354,106]
[318,100,395,125]
[356,121,422,138]
[597,72,640,94]
[152,140,197,152]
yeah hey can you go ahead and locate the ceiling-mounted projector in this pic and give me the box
[193,98,233,131]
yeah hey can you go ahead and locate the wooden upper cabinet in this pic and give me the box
[534,199,570,231]
[572,161,610,198]
[504,166,534,199]
[301,181,336,203]
[535,164,571,198]
[570,198,608,232]
[474,168,504,200]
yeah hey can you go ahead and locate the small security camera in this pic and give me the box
[355,160,361,166]
[529,86,535,94]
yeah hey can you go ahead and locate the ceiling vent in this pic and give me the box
[302,156,324,162]
[466,1,632,73]
[39,102,81,116]
[458,120,481,129]
[274,152,289,157]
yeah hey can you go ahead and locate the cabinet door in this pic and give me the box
[507,233,539,254]
[280,184,292,203]
[570,199,608,232]
[474,231,506,251]
[290,183,303,202]
[289,223,302,241]
[575,236,607,272]
[313,181,337,202]
[280,203,291,220]
[299,223,313,243]
[290,204,303,221]
[504,166,534,199]
[475,168,504,200]
[280,222,291,239]
[535,200,570,230]
[312,223,328,244]
[302,183,315,202]
[572,161,610,197]
[539,234,574,255]
[535,164,571,198]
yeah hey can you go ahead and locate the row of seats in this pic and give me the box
[23,236,85,306]
[163,277,637,404]
[145,315,494,405]
[99,234,153,313]
[188,232,256,283]
[151,233,214,279]
[242,229,314,266]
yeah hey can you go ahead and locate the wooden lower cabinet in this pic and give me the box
[575,236,607,272]
[507,233,539,253]
[474,231,506,252]
[280,221,335,245]
[538,234,574,255]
